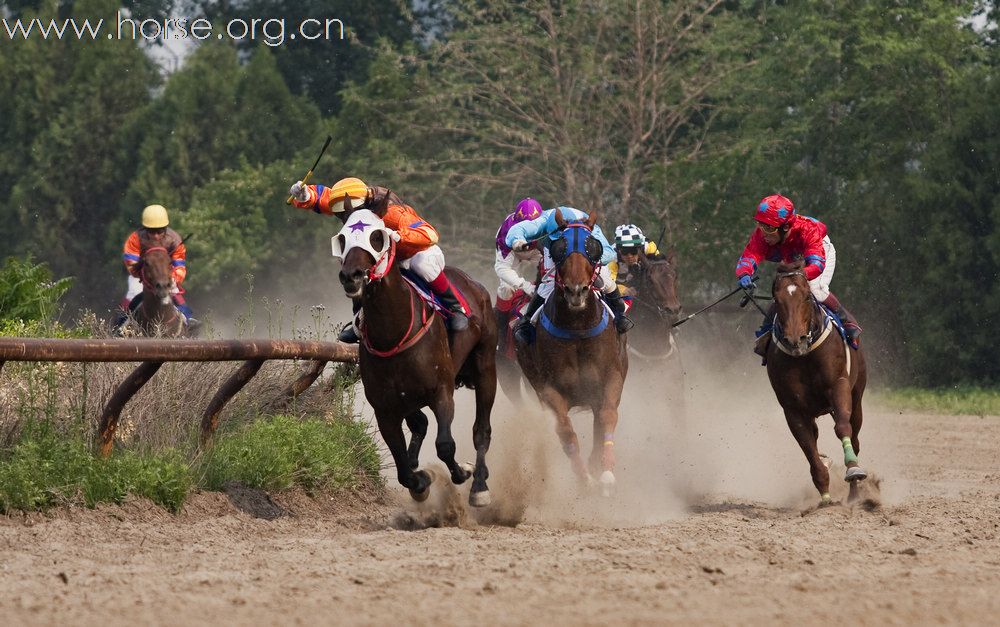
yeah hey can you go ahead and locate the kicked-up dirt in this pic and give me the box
[1,376,999,625]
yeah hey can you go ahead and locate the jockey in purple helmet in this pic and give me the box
[494,198,544,350]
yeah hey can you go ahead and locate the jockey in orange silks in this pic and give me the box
[289,177,470,343]
[735,194,862,359]
[115,204,194,330]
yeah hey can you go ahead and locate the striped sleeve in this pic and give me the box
[123,232,142,276]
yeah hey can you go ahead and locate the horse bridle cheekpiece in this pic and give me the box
[331,209,395,281]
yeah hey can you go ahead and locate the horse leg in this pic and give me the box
[831,379,866,484]
[469,349,497,507]
[377,413,432,501]
[784,410,831,503]
[847,386,866,502]
[404,410,429,470]
[540,388,590,485]
[430,387,473,485]
[589,406,620,497]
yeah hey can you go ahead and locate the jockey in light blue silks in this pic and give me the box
[505,206,633,344]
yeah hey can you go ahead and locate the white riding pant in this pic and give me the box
[537,248,615,300]
[400,245,446,282]
[124,275,142,301]
[808,236,836,302]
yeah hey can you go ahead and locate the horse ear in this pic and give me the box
[554,207,566,229]
[371,187,391,217]
[667,249,676,265]
[586,210,598,229]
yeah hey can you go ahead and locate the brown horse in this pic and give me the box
[515,209,628,495]
[334,209,497,507]
[128,246,189,337]
[623,251,682,362]
[767,261,868,504]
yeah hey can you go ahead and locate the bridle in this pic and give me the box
[551,223,602,289]
[772,270,826,353]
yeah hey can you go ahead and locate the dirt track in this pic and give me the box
[2,377,1000,624]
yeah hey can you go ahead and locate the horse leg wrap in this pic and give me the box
[841,436,859,465]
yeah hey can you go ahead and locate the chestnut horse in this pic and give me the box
[515,209,628,495]
[334,210,497,507]
[129,246,188,337]
[767,261,868,504]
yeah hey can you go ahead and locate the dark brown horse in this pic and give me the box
[129,246,188,337]
[623,251,682,362]
[515,209,628,495]
[334,209,497,507]
[767,261,868,504]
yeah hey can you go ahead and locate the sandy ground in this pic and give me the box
[2,344,1000,626]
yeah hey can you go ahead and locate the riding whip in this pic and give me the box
[286,134,333,205]
[671,284,744,327]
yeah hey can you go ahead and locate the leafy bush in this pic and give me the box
[0,421,193,513]
[200,415,382,493]
[878,386,1000,417]
[0,256,73,323]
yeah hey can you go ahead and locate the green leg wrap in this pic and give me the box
[841,436,859,465]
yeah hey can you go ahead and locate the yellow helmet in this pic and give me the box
[328,177,369,213]
[141,204,169,228]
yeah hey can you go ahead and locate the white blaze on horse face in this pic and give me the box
[786,285,798,296]
[331,209,392,263]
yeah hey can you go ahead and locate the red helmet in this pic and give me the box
[754,194,796,227]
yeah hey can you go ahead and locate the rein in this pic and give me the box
[360,284,436,358]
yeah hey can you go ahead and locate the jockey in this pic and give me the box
[115,204,195,328]
[609,223,661,297]
[494,198,544,350]
[735,194,862,359]
[289,177,470,343]
[505,206,633,344]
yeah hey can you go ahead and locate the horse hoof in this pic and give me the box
[845,466,867,482]
[409,487,430,502]
[469,490,492,508]
[599,470,616,498]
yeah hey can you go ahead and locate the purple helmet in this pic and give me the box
[514,198,543,222]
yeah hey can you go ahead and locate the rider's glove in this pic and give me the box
[738,275,755,290]
[521,280,535,297]
[289,180,310,203]
[512,239,529,252]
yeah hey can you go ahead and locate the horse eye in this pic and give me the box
[337,234,346,251]
[585,238,602,262]
[369,230,385,252]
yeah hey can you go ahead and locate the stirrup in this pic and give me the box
[614,315,634,333]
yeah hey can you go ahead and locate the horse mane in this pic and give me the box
[776,259,805,275]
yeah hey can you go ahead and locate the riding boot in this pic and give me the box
[754,302,777,364]
[513,293,545,344]
[338,297,362,344]
[823,293,862,348]
[603,289,634,333]
[435,286,470,332]
[495,308,511,352]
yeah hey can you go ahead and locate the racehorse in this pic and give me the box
[515,209,628,495]
[624,251,682,362]
[767,261,868,504]
[334,209,498,507]
[128,246,189,338]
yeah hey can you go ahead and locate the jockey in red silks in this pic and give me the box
[114,204,195,330]
[493,198,544,349]
[289,176,470,343]
[735,194,862,360]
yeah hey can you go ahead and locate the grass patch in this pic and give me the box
[200,415,382,493]
[0,421,192,513]
[877,386,1000,417]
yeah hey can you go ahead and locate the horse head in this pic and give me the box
[637,250,681,320]
[773,260,816,355]
[550,208,602,310]
[333,209,395,298]
[140,246,175,305]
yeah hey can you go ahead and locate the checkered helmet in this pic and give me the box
[614,224,646,249]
